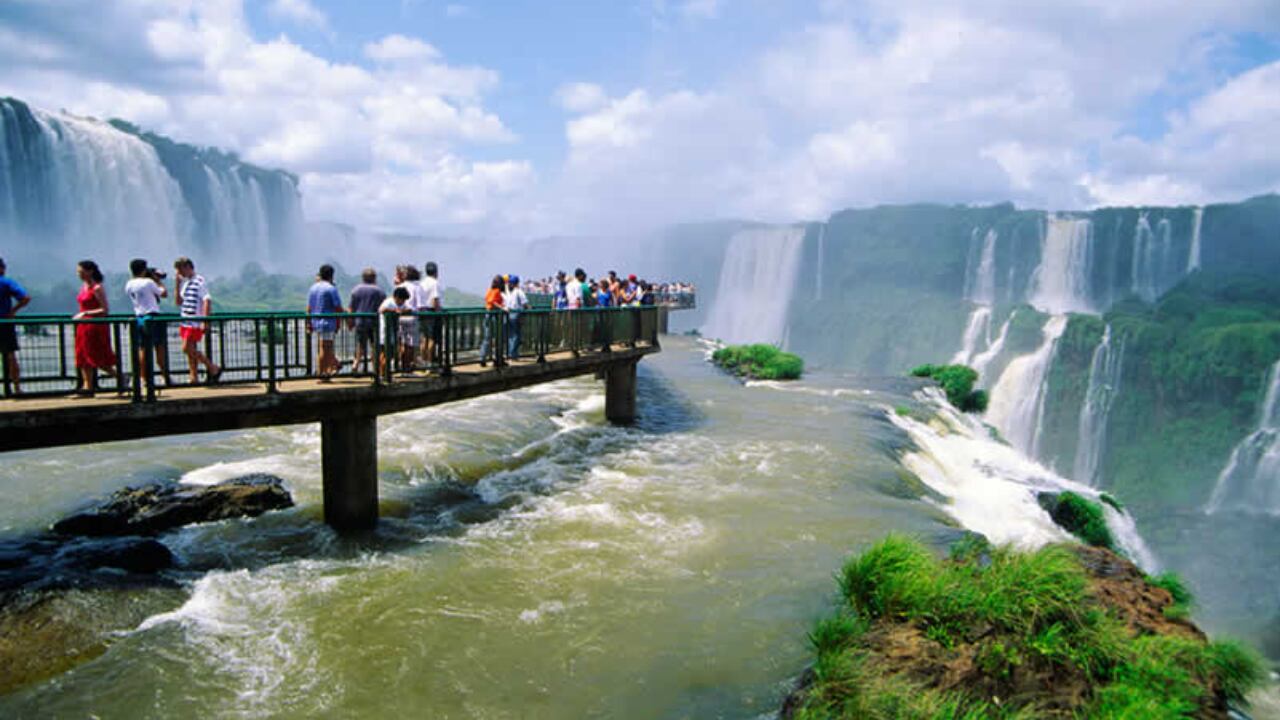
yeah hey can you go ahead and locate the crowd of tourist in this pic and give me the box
[521,273,696,306]
[0,257,697,396]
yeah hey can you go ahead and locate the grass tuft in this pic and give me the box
[1039,492,1116,551]
[910,364,987,413]
[712,343,804,380]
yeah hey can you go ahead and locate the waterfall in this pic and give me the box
[970,313,1013,380]
[1187,206,1204,273]
[0,97,303,275]
[1072,325,1125,486]
[1205,360,1280,515]
[1130,212,1183,303]
[985,315,1068,456]
[704,226,806,345]
[813,223,826,300]
[953,229,1003,371]
[1028,217,1093,314]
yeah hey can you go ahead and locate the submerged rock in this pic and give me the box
[52,474,294,537]
[0,535,175,596]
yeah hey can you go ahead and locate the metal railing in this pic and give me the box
[0,306,660,402]
[526,292,696,309]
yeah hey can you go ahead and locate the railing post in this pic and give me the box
[383,313,395,384]
[537,311,548,363]
[144,318,157,403]
[130,320,142,403]
[254,318,263,382]
[496,311,507,368]
[1,322,11,398]
[441,313,452,377]
[112,321,126,393]
[267,318,279,394]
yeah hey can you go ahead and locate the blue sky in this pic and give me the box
[1,0,1278,236]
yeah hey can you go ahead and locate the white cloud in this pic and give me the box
[267,0,329,31]
[364,34,441,64]
[556,82,608,113]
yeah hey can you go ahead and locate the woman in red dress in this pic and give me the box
[73,260,120,395]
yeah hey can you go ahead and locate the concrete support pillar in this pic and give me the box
[321,414,379,532]
[605,361,638,426]
[657,306,670,335]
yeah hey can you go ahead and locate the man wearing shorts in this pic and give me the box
[0,258,32,394]
[307,264,345,380]
[347,267,386,374]
[125,258,171,386]
[174,257,221,385]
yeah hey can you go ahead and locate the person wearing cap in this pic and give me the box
[623,274,639,306]
[0,258,31,394]
[503,274,528,359]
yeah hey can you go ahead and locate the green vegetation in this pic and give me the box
[788,535,1265,719]
[1037,492,1115,551]
[1098,493,1124,512]
[711,343,805,380]
[1147,572,1195,621]
[910,364,989,413]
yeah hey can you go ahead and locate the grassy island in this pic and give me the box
[712,344,804,380]
[910,364,989,413]
[784,535,1263,719]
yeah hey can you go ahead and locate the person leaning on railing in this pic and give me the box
[347,267,386,375]
[0,257,31,394]
[174,257,222,385]
[306,263,345,382]
[378,285,414,376]
[478,275,504,367]
[73,260,122,396]
[125,258,171,387]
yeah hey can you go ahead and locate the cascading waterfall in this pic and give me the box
[969,313,1013,380]
[1187,206,1204,273]
[1205,360,1280,515]
[985,315,1068,456]
[1028,216,1093,314]
[953,229,1001,370]
[1072,326,1125,486]
[703,226,806,345]
[0,97,303,274]
[814,223,826,300]
[1130,213,1182,303]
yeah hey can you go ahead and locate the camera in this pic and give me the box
[147,267,167,281]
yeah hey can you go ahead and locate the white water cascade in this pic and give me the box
[1187,206,1204,273]
[814,223,826,300]
[1028,217,1094,314]
[1131,213,1180,303]
[704,226,806,345]
[1072,326,1125,486]
[1205,360,1280,515]
[888,387,1158,568]
[953,229,1004,375]
[985,315,1068,456]
[22,109,192,266]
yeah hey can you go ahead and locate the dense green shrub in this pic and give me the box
[1147,572,1195,621]
[790,535,1265,719]
[712,343,804,380]
[1038,492,1116,551]
[910,364,987,413]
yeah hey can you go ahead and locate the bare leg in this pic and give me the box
[5,352,19,394]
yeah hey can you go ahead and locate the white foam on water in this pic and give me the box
[888,388,1158,568]
[1029,217,1094,315]
[985,314,1068,455]
[179,456,304,487]
[1206,359,1280,515]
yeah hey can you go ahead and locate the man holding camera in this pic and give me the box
[125,258,172,386]
[173,257,221,385]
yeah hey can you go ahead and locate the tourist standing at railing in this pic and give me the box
[72,260,121,396]
[348,267,386,375]
[503,274,528,359]
[479,275,504,367]
[554,271,569,310]
[174,257,222,385]
[420,261,443,369]
[567,268,585,309]
[125,258,171,387]
[378,286,414,377]
[0,258,31,395]
[306,264,345,382]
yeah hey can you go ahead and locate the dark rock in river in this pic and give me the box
[53,474,294,537]
[0,535,174,595]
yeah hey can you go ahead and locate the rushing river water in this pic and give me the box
[0,337,1270,717]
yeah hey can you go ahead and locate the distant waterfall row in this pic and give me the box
[0,98,303,275]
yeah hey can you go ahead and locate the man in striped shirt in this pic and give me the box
[174,257,221,385]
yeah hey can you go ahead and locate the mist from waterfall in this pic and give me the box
[1205,360,1280,515]
[813,223,826,301]
[1073,325,1125,486]
[953,229,1003,376]
[703,226,806,345]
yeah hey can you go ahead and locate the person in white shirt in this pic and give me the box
[124,257,171,385]
[394,265,426,369]
[565,267,584,309]
[419,261,443,367]
[378,286,415,376]
[503,274,528,358]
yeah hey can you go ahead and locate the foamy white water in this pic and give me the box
[1029,217,1093,314]
[1073,325,1125,486]
[1187,206,1204,273]
[985,315,1068,455]
[703,226,806,345]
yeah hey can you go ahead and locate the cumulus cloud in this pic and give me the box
[267,0,329,31]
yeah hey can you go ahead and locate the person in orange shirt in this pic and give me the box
[478,275,504,366]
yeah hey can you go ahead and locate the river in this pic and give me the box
[0,337,1266,717]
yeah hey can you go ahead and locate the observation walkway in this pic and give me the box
[0,306,666,531]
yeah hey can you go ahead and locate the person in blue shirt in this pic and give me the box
[306,264,346,381]
[0,258,32,394]
[553,271,569,310]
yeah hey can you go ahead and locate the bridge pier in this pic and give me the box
[605,360,638,425]
[321,414,379,532]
